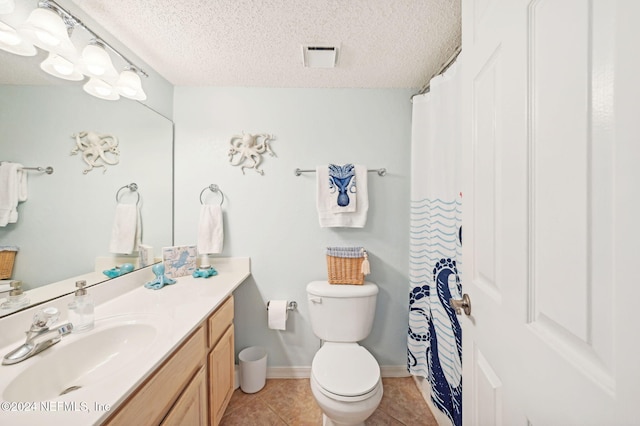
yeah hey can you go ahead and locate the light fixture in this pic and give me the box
[79,40,118,79]
[0,21,36,56]
[40,52,83,80]
[116,68,147,100]
[3,0,148,101]
[19,6,76,57]
[83,77,119,101]
[0,0,15,15]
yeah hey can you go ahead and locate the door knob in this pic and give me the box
[450,294,471,316]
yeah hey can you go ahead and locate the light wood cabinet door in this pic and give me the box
[104,327,206,426]
[209,324,234,426]
[161,366,208,426]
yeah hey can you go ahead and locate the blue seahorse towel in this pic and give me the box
[316,164,368,227]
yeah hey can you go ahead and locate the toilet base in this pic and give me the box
[323,413,364,426]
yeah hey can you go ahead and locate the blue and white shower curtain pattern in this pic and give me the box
[408,62,462,426]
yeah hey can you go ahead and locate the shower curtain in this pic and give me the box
[408,62,462,426]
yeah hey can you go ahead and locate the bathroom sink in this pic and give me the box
[3,320,158,402]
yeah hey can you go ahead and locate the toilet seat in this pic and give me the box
[311,343,380,402]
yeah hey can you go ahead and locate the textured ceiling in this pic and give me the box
[67,0,461,88]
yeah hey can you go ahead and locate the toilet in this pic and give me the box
[307,281,383,426]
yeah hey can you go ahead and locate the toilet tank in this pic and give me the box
[306,281,378,342]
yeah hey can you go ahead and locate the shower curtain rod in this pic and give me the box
[411,45,462,100]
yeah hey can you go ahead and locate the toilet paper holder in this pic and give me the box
[266,301,297,311]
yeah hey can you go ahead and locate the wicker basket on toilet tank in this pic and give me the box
[0,246,18,279]
[326,247,370,285]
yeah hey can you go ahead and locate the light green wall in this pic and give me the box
[173,87,412,368]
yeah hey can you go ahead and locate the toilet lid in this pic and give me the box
[312,344,380,397]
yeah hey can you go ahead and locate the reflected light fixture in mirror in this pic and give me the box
[116,68,147,100]
[40,52,83,80]
[19,6,76,57]
[0,0,14,15]
[80,40,118,79]
[83,76,119,100]
[0,21,36,56]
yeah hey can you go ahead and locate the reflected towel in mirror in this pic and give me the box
[0,162,28,227]
[109,204,141,254]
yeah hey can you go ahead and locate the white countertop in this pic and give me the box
[0,257,250,425]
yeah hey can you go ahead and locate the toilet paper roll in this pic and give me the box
[268,300,289,331]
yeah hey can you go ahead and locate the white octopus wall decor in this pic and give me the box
[228,133,276,175]
[70,131,120,174]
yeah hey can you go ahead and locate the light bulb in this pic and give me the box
[87,63,105,76]
[0,21,36,56]
[83,77,119,100]
[121,86,136,96]
[80,42,118,79]
[0,28,20,46]
[0,0,15,14]
[19,7,76,57]
[35,28,61,47]
[116,69,146,100]
[53,61,73,75]
[95,85,111,96]
[40,52,83,81]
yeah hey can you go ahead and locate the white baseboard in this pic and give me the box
[412,375,453,426]
[380,365,411,377]
[267,366,311,378]
[236,365,410,380]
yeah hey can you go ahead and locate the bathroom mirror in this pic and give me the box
[0,54,173,318]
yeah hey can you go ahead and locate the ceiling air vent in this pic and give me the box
[302,45,338,68]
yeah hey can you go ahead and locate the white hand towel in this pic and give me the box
[197,204,224,254]
[317,164,369,228]
[109,204,140,254]
[0,162,27,227]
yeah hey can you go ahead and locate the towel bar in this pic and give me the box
[0,162,54,174]
[294,168,386,176]
[21,166,54,174]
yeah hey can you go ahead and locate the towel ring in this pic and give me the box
[116,182,140,205]
[200,184,225,205]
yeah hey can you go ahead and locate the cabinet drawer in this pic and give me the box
[104,326,206,426]
[208,296,234,348]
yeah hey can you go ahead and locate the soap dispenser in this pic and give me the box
[68,280,94,333]
[0,281,30,309]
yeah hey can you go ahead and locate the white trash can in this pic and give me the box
[239,346,267,393]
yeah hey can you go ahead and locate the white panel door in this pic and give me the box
[461,0,640,424]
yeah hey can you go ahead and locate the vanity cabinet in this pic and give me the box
[103,295,235,426]
[208,296,235,426]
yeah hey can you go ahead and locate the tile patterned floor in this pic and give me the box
[220,377,438,426]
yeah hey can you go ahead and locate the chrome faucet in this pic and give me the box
[2,307,73,365]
